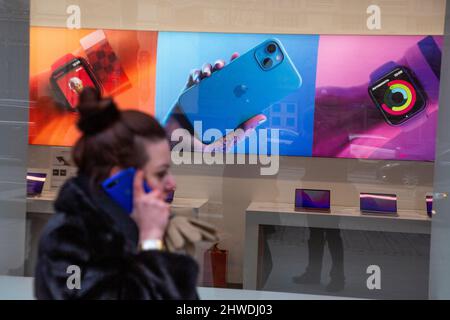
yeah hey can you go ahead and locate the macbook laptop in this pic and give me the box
[360,193,397,216]
[27,173,47,196]
[295,189,331,213]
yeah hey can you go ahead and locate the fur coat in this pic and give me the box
[34,175,199,300]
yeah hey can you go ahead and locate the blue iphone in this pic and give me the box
[178,38,302,144]
[102,168,152,214]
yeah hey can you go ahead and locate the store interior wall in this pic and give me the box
[28,146,435,283]
[30,0,445,35]
[26,0,444,285]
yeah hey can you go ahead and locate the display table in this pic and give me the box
[243,201,431,290]
[27,190,208,216]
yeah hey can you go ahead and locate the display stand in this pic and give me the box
[243,201,431,291]
[27,191,208,216]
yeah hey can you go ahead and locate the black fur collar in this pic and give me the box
[54,175,139,247]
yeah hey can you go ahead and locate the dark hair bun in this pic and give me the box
[77,97,121,135]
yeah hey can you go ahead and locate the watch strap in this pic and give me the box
[51,53,77,72]
[370,61,399,83]
[80,30,131,95]
[80,29,107,51]
[418,36,441,80]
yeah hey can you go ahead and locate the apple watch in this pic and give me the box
[368,61,427,126]
[80,30,131,96]
[50,53,102,111]
[139,239,164,251]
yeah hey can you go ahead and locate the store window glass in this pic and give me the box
[1,0,450,300]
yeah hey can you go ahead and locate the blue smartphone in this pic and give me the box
[102,168,152,214]
[178,38,302,144]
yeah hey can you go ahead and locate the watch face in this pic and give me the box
[369,67,427,125]
[50,58,101,110]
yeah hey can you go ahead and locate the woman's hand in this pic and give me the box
[131,170,170,242]
[164,52,267,153]
[312,83,381,156]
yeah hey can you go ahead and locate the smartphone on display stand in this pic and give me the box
[178,38,302,144]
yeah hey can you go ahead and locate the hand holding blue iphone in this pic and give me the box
[102,168,152,214]
[178,38,302,144]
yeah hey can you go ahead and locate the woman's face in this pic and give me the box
[142,139,176,200]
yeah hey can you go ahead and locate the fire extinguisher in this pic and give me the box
[203,243,228,288]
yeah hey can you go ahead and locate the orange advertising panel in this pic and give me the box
[29,27,158,146]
